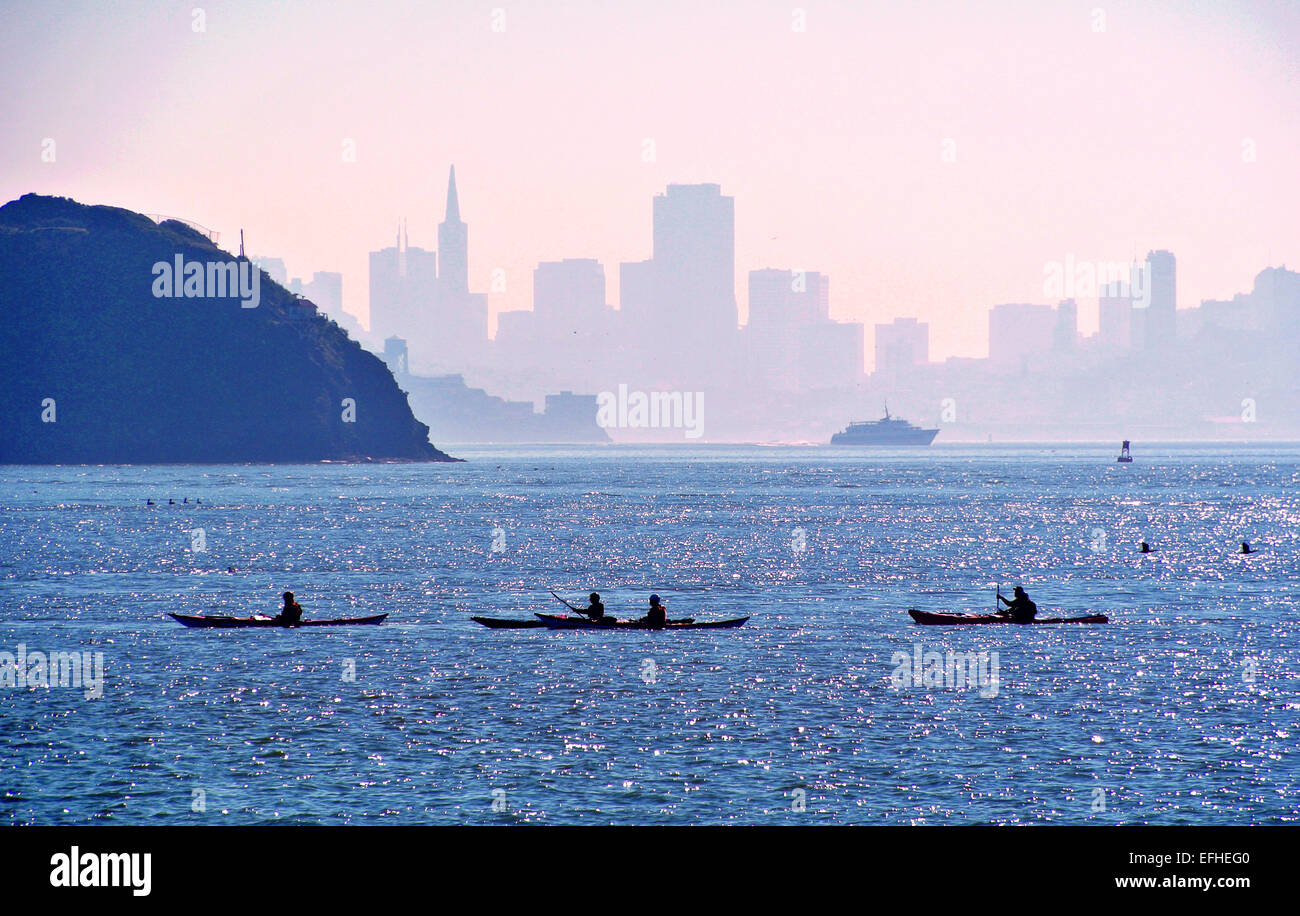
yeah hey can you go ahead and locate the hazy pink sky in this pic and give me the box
[4,0,1298,365]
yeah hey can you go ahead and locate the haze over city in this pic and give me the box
[5,0,1299,366]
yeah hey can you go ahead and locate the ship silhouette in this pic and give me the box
[830,404,938,445]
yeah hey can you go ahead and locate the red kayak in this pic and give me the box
[471,616,547,629]
[533,613,748,630]
[170,613,388,628]
[909,609,1108,625]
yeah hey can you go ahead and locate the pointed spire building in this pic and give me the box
[438,165,468,296]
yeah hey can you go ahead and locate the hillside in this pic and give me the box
[0,194,456,462]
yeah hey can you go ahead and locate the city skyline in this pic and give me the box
[5,0,1299,366]
[317,177,1280,377]
[346,171,1295,442]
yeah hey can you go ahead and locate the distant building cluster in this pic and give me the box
[368,166,488,371]
[878,249,1300,439]
[365,178,865,406]
[252,171,1299,441]
[250,257,360,339]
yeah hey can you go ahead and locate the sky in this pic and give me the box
[3,0,1298,366]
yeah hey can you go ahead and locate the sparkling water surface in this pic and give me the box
[2,444,1297,824]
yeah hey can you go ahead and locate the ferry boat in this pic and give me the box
[830,406,938,446]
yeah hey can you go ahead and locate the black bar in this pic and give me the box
[1,826,1277,902]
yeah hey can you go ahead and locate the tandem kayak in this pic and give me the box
[533,613,750,630]
[470,616,548,629]
[169,613,388,629]
[908,609,1108,625]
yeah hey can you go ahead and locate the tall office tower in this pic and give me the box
[647,184,738,380]
[301,271,343,316]
[618,258,657,330]
[1053,299,1078,350]
[438,166,468,297]
[1134,250,1176,350]
[368,225,438,363]
[517,258,613,387]
[748,269,830,326]
[988,303,1055,369]
[1098,279,1132,350]
[743,268,860,390]
[746,269,829,389]
[745,270,798,389]
[874,317,930,380]
[534,259,606,327]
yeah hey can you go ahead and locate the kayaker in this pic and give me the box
[1139,541,1152,554]
[582,592,612,623]
[642,594,668,628]
[996,586,1037,623]
[1240,541,1254,554]
[274,591,304,627]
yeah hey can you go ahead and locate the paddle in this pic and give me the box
[550,590,584,614]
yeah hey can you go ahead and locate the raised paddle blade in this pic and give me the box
[550,591,583,612]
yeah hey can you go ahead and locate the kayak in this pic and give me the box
[169,613,388,629]
[908,609,1108,626]
[470,616,547,629]
[534,613,749,630]
[537,612,696,625]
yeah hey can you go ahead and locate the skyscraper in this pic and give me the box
[617,184,738,384]
[438,165,468,297]
[748,269,829,326]
[1098,279,1132,350]
[493,259,613,385]
[432,166,487,369]
[874,317,930,380]
[368,225,438,359]
[652,183,736,346]
[370,168,487,372]
[534,258,606,327]
[1135,250,1176,350]
[618,259,657,334]
[1053,299,1078,350]
[744,268,861,390]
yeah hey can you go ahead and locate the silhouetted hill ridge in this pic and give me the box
[0,194,456,462]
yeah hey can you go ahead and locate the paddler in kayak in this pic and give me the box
[995,586,1037,623]
[581,592,613,623]
[1240,541,1254,554]
[641,594,668,628]
[273,591,304,627]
